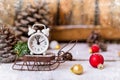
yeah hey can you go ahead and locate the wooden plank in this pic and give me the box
[82,0,95,25]
[111,0,120,28]
[45,0,58,25]
[0,0,16,25]
[59,0,73,25]
[0,0,120,27]
[51,25,120,41]
[59,0,95,25]
[69,0,85,24]
[99,0,113,27]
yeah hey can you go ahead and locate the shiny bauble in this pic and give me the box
[71,64,83,75]
[50,40,60,49]
[89,53,104,69]
[63,52,73,61]
[89,44,100,53]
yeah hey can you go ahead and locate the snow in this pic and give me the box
[0,43,120,80]
[48,43,120,61]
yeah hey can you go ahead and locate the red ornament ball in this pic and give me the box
[90,44,100,53]
[89,53,104,69]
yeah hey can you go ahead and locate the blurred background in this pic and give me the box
[0,0,120,42]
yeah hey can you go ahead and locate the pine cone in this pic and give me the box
[87,31,101,46]
[0,24,17,63]
[14,2,52,42]
[98,42,107,51]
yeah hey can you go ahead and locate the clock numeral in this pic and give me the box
[41,47,44,50]
[42,45,45,48]
[37,48,40,51]
[44,42,47,45]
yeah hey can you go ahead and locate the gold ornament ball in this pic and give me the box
[70,64,83,75]
[55,45,60,49]
[50,40,60,49]
[89,48,92,54]
[118,51,120,57]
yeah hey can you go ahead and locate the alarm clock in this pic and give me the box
[28,24,50,55]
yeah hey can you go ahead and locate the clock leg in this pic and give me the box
[43,52,46,55]
[30,52,33,55]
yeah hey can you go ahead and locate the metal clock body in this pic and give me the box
[27,24,49,55]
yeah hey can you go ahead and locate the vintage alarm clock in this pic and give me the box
[28,24,50,55]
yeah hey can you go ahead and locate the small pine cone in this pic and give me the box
[99,42,107,51]
[87,31,101,46]
[14,2,52,42]
[0,24,17,63]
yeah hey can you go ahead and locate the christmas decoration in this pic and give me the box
[87,30,107,51]
[118,51,120,57]
[71,64,83,75]
[89,53,104,69]
[50,40,60,50]
[58,40,77,61]
[87,31,101,46]
[12,23,64,71]
[0,24,17,63]
[98,41,107,51]
[27,24,49,55]
[63,52,73,61]
[13,41,30,57]
[14,2,52,42]
[89,44,100,53]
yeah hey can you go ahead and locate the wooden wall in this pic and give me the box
[0,0,15,25]
[0,0,120,28]
[0,0,58,26]
[51,25,120,41]
[58,0,95,25]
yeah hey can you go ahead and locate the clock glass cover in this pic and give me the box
[28,32,49,54]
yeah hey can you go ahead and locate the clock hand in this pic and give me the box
[40,39,45,43]
[35,36,40,45]
[37,39,45,45]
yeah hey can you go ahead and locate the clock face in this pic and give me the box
[28,32,49,54]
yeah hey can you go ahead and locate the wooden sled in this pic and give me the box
[12,54,61,71]
[12,40,77,71]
